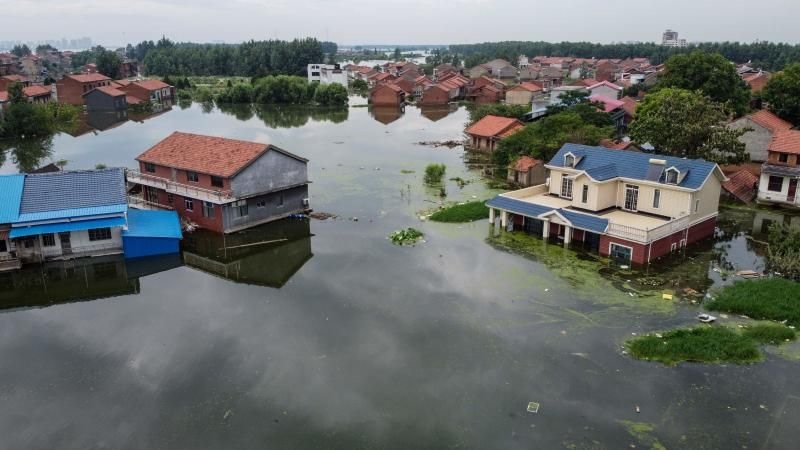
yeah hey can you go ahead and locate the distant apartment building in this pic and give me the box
[662,29,688,48]
[307,64,347,86]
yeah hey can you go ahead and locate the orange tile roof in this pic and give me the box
[67,73,111,83]
[466,115,523,138]
[84,85,126,97]
[22,85,50,97]
[133,79,171,90]
[126,95,143,105]
[2,74,26,82]
[0,91,7,102]
[749,109,792,133]
[512,155,543,171]
[512,82,543,92]
[769,130,800,154]
[722,170,758,203]
[620,96,638,116]
[136,132,270,178]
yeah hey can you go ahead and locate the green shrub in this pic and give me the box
[423,163,446,184]
[742,323,797,344]
[429,201,489,223]
[627,327,761,366]
[314,83,348,106]
[389,228,424,246]
[194,86,214,103]
[706,278,800,326]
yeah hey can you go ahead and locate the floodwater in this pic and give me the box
[1,100,800,449]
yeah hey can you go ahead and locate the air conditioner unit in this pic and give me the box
[302,198,310,206]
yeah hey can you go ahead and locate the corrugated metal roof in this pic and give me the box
[550,144,718,190]
[19,168,127,215]
[123,209,182,239]
[9,216,126,238]
[486,196,609,234]
[0,175,25,223]
[16,204,127,223]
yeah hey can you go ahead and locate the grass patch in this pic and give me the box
[627,327,762,366]
[742,323,797,344]
[429,201,489,223]
[400,169,415,174]
[388,228,424,246]
[423,163,446,184]
[706,278,800,326]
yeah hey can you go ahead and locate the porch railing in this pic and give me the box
[126,169,234,204]
[606,216,690,243]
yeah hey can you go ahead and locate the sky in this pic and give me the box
[4,0,800,47]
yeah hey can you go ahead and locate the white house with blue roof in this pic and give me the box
[0,168,182,269]
[487,144,726,265]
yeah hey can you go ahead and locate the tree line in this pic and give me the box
[121,37,336,77]
[450,41,800,71]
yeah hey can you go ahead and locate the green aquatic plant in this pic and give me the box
[706,278,800,326]
[389,228,424,246]
[429,201,489,223]
[423,163,446,184]
[742,323,797,344]
[627,327,762,366]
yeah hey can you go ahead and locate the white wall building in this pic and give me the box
[662,29,688,48]
[307,64,348,86]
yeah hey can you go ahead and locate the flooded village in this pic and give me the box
[1,32,800,449]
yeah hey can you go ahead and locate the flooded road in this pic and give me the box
[1,101,799,449]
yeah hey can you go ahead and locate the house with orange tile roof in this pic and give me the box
[505,82,544,106]
[418,84,450,106]
[466,84,503,104]
[507,156,546,187]
[620,96,638,124]
[369,83,405,106]
[22,85,52,104]
[729,109,794,163]
[55,73,112,105]
[465,115,524,152]
[128,132,310,233]
[0,75,29,91]
[119,79,175,103]
[757,130,800,208]
[722,170,759,203]
[743,71,770,93]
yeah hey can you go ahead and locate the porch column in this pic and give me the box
[500,210,508,228]
[563,225,572,246]
[488,207,495,224]
[542,219,550,238]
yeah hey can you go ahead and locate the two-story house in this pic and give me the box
[120,79,175,104]
[487,144,725,265]
[757,130,800,208]
[55,73,113,105]
[127,132,310,234]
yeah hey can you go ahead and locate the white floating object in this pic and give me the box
[527,402,540,414]
[697,314,717,323]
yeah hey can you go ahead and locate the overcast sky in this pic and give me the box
[5,0,799,47]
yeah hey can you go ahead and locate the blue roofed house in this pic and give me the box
[487,144,726,265]
[0,175,26,271]
[10,168,129,263]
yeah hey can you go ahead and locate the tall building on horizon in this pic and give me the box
[662,29,688,48]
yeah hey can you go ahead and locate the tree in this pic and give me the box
[0,83,78,139]
[314,83,348,106]
[629,88,748,164]
[96,50,122,78]
[468,104,529,123]
[657,51,751,116]
[10,44,31,57]
[35,44,56,54]
[394,47,402,61]
[763,63,800,125]
[495,111,614,166]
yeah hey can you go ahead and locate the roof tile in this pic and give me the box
[466,115,523,138]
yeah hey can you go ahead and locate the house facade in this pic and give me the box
[83,85,128,112]
[757,130,800,208]
[729,110,793,163]
[307,64,347,86]
[120,79,175,103]
[487,144,725,265]
[505,82,544,106]
[369,83,405,106]
[55,73,112,105]
[507,156,547,187]
[127,132,310,234]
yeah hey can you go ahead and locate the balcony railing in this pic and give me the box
[606,216,690,243]
[126,169,234,204]
[128,194,175,211]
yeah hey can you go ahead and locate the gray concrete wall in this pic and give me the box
[223,185,309,233]
[729,118,772,162]
[84,91,126,112]
[230,148,308,198]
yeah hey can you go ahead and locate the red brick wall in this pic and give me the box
[370,87,402,106]
[687,216,716,244]
[145,187,224,233]
[55,77,84,105]
[599,235,648,265]
[420,88,449,105]
[599,216,717,264]
[138,161,231,191]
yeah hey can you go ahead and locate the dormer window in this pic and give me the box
[665,168,679,184]
[564,153,576,168]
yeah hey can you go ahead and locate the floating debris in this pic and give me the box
[388,228,425,246]
[526,402,540,414]
[736,270,761,279]
[697,313,717,323]
[416,140,462,148]
[309,212,338,220]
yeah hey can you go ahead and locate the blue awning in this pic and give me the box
[9,216,126,239]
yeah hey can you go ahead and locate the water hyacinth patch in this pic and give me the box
[389,228,425,246]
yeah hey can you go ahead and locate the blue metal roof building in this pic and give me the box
[122,209,183,259]
[0,175,25,225]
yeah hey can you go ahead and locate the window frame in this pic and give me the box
[767,176,783,192]
[41,233,56,247]
[88,227,112,241]
[653,189,661,209]
[560,175,573,199]
[210,176,224,188]
[233,199,248,218]
[202,201,215,218]
[581,184,588,203]
[778,153,789,163]
[665,168,679,184]
[186,171,199,183]
[144,162,156,173]
[184,198,194,211]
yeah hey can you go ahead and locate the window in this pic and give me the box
[41,233,56,247]
[560,176,573,199]
[564,154,575,167]
[0,240,7,253]
[779,153,789,163]
[184,198,194,211]
[767,176,783,192]
[624,185,639,211]
[665,168,679,184]
[581,185,588,203]
[278,194,284,207]
[694,199,700,212]
[233,199,248,218]
[23,238,35,248]
[210,176,224,188]
[88,228,112,241]
[653,189,661,208]
[202,201,215,218]
[256,200,266,208]
[167,193,174,204]
[609,243,633,264]
[186,171,199,183]
[144,162,156,173]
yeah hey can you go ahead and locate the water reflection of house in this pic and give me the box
[370,106,404,125]
[418,104,456,122]
[752,209,800,235]
[0,255,139,310]
[181,219,313,288]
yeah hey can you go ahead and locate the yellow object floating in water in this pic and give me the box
[662,293,673,300]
